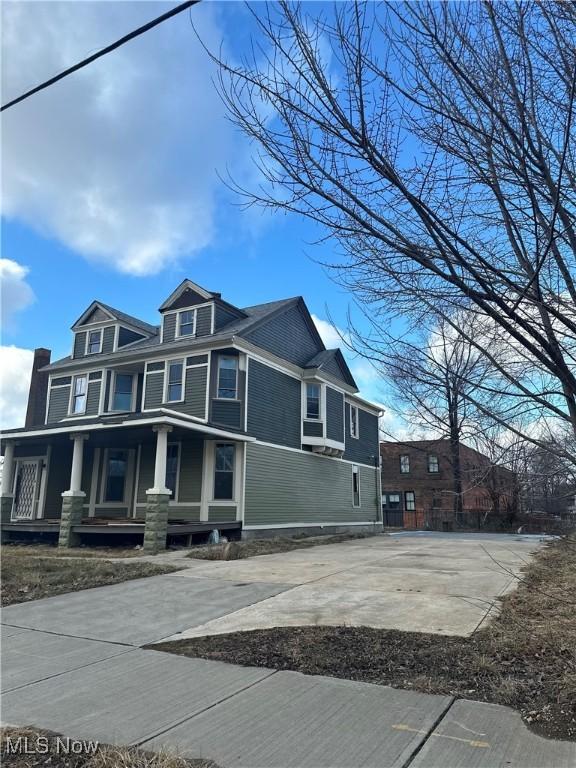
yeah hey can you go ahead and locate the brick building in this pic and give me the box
[380,439,517,529]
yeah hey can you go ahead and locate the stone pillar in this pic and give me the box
[144,425,172,554]
[58,434,88,548]
[1,442,15,526]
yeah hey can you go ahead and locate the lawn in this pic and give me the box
[188,531,374,560]
[1,727,218,768]
[155,534,576,741]
[1,548,181,606]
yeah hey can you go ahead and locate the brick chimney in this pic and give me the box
[25,348,51,428]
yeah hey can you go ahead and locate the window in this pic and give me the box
[400,454,410,473]
[214,443,235,500]
[178,310,195,337]
[386,493,401,510]
[166,360,184,402]
[428,454,439,473]
[306,383,321,419]
[350,405,359,438]
[405,491,416,511]
[87,329,102,354]
[352,465,360,507]
[104,450,128,502]
[71,375,87,414]
[217,356,238,399]
[165,444,180,499]
[112,373,133,411]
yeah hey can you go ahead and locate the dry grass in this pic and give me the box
[188,531,374,560]
[0,727,218,768]
[1,544,144,559]
[156,535,576,741]
[1,551,181,606]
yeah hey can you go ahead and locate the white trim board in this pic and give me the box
[243,521,380,530]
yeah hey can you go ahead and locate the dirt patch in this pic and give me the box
[1,727,218,768]
[1,544,144,559]
[1,552,181,606]
[155,535,576,741]
[188,531,375,560]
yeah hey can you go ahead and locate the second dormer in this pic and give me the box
[159,279,247,344]
[71,301,157,359]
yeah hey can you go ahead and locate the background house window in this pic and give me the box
[214,443,235,500]
[405,491,416,511]
[350,405,359,438]
[217,357,238,399]
[306,383,321,419]
[104,450,128,502]
[400,454,410,473]
[352,465,360,507]
[386,493,400,509]
[428,454,439,473]
[165,444,180,499]
[112,373,133,411]
[87,329,102,354]
[166,360,184,402]
[72,375,87,414]
[178,310,195,337]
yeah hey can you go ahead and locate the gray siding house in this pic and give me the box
[0,280,382,551]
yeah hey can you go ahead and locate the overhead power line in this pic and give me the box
[1,0,201,112]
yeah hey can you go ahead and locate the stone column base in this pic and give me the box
[59,492,85,548]
[144,492,170,554]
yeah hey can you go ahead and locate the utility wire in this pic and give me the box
[1,0,201,112]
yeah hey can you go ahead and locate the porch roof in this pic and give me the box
[0,410,255,445]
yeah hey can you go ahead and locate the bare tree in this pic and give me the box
[210,1,576,444]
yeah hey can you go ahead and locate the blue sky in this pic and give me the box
[0,1,386,428]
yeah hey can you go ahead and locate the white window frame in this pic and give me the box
[69,374,88,415]
[165,442,181,501]
[400,454,410,474]
[177,308,196,338]
[305,382,322,421]
[85,328,103,355]
[216,356,239,400]
[352,464,361,508]
[428,454,439,473]
[350,404,360,438]
[109,371,136,413]
[164,359,185,403]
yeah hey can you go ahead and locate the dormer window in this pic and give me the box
[86,329,102,354]
[178,310,195,337]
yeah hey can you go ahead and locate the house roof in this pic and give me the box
[72,300,158,336]
[304,348,357,389]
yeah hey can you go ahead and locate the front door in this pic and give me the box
[12,460,42,520]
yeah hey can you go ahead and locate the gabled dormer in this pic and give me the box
[71,301,156,359]
[159,279,247,344]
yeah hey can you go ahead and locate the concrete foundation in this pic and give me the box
[58,493,85,548]
[144,493,170,554]
[241,522,383,540]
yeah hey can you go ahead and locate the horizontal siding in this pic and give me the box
[326,388,344,442]
[162,313,177,343]
[44,444,72,518]
[187,354,208,366]
[245,442,379,526]
[303,420,323,437]
[91,506,129,518]
[214,303,242,330]
[247,359,301,448]
[73,332,86,359]
[137,444,154,503]
[211,399,242,429]
[196,305,212,336]
[168,506,201,522]
[178,438,204,503]
[102,326,115,354]
[172,366,207,419]
[86,381,101,415]
[47,387,70,423]
[323,356,346,381]
[343,404,380,465]
[208,505,237,522]
[144,371,164,409]
[245,304,321,366]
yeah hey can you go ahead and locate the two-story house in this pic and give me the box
[0,280,382,551]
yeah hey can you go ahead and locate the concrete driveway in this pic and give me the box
[162,532,544,640]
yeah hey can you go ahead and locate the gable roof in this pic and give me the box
[72,301,157,336]
[304,348,357,389]
[158,279,216,311]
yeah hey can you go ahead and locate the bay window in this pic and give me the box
[306,383,321,420]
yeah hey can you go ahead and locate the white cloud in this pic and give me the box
[1,2,242,276]
[0,346,34,429]
[311,314,348,349]
[0,258,35,327]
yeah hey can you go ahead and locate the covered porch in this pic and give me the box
[1,413,251,552]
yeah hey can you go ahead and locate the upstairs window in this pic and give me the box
[87,329,102,354]
[178,310,195,337]
[428,454,439,473]
[112,373,133,411]
[166,360,184,402]
[400,454,410,473]
[352,465,360,507]
[405,491,416,511]
[217,356,238,399]
[306,383,321,419]
[350,405,359,438]
[214,443,235,500]
[71,375,87,414]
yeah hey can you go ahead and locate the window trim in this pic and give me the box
[352,464,361,508]
[399,454,410,474]
[305,382,322,421]
[213,442,236,501]
[404,491,416,512]
[350,404,360,438]
[164,359,185,404]
[101,448,129,504]
[383,491,401,510]
[69,374,88,415]
[177,308,196,338]
[85,328,103,355]
[109,371,136,413]
[216,356,239,400]
[165,442,181,501]
[427,454,440,473]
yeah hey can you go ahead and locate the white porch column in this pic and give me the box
[67,433,89,495]
[1,442,15,497]
[148,425,172,494]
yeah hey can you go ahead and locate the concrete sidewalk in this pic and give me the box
[2,625,575,768]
